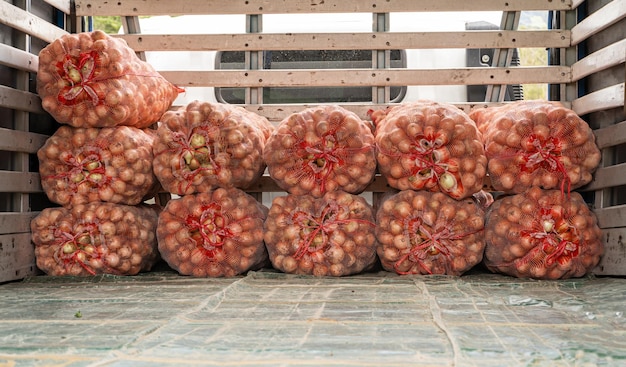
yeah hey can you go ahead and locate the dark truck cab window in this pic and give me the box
[215,50,406,104]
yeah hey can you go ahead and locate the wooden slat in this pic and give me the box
[0,43,38,72]
[594,205,626,229]
[239,102,519,122]
[161,66,571,88]
[0,128,49,154]
[117,30,570,52]
[583,163,626,191]
[571,0,626,46]
[0,233,37,283]
[593,227,626,276]
[594,119,626,149]
[572,38,626,81]
[0,172,42,193]
[43,0,72,14]
[572,83,625,116]
[0,0,68,43]
[0,85,45,114]
[75,0,574,16]
[0,212,39,235]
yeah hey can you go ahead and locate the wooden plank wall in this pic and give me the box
[0,0,70,282]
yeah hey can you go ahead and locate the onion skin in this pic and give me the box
[483,187,603,280]
[31,203,160,276]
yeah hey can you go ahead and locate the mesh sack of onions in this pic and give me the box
[264,191,378,276]
[31,202,159,276]
[153,101,274,195]
[469,100,601,194]
[37,30,182,128]
[372,100,487,200]
[263,105,377,198]
[375,190,486,276]
[37,125,158,207]
[157,188,269,277]
[483,187,603,279]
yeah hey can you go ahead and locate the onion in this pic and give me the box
[264,105,376,197]
[156,188,268,277]
[483,189,604,280]
[374,101,486,200]
[264,191,377,276]
[30,202,159,276]
[470,100,601,195]
[376,190,485,276]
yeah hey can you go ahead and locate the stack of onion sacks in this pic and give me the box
[264,191,378,276]
[483,187,603,279]
[263,105,377,198]
[37,30,182,128]
[157,188,268,277]
[153,101,274,195]
[375,190,486,276]
[37,125,158,207]
[31,203,160,276]
[469,100,601,194]
[372,100,487,200]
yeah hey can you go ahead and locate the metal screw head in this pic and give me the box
[481,54,491,64]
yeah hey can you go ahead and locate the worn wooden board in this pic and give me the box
[0,128,48,154]
[594,227,626,276]
[117,30,570,52]
[160,66,572,88]
[75,0,574,17]
[0,85,45,114]
[0,233,37,283]
[0,172,42,194]
[0,1,68,43]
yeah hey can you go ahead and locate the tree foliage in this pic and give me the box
[92,16,122,34]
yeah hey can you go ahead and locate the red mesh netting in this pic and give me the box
[37,30,182,128]
[37,125,158,207]
[263,105,377,198]
[156,188,269,277]
[264,191,378,276]
[483,187,604,279]
[375,190,486,276]
[153,101,274,195]
[31,203,160,276]
[372,100,487,200]
[469,100,601,194]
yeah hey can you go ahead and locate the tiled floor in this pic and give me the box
[0,269,624,366]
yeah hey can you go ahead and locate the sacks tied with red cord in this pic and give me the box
[263,105,377,198]
[483,187,603,279]
[375,190,486,276]
[469,100,601,194]
[264,191,378,276]
[37,30,182,128]
[37,125,158,207]
[31,203,160,276]
[156,188,269,277]
[153,101,274,195]
[372,100,487,200]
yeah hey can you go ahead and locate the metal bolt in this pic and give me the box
[481,54,491,64]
